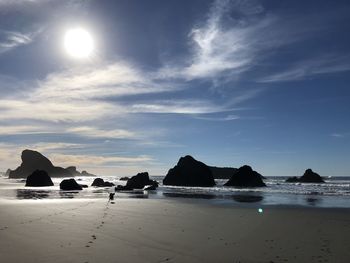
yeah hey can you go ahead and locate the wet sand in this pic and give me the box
[0,198,350,262]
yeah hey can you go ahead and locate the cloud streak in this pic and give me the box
[0,30,36,54]
[259,55,350,83]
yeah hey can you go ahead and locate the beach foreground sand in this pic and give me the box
[0,198,349,263]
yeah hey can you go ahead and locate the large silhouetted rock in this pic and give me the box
[300,169,325,183]
[9,150,71,178]
[25,170,54,187]
[224,165,266,187]
[91,178,115,187]
[60,179,83,190]
[126,172,158,189]
[8,149,97,178]
[115,172,158,191]
[286,169,324,183]
[163,155,215,187]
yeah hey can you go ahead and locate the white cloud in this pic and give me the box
[36,62,174,100]
[157,0,271,81]
[131,99,233,114]
[0,125,53,135]
[66,126,135,139]
[0,124,136,140]
[48,153,154,167]
[193,114,240,121]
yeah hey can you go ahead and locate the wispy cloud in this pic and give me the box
[36,62,176,100]
[158,0,269,81]
[331,132,349,139]
[193,114,240,121]
[0,30,39,54]
[0,124,136,140]
[0,125,54,135]
[130,99,234,114]
[259,55,350,83]
[67,126,135,139]
[49,153,154,166]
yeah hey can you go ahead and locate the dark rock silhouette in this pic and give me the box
[5,169,11,177]
[25,170,54,187]
[91,178,115,187]
[209,166,238,179]
[9,149,69,178]
[163,155,215,187]
[126,172,158,189]
[81,170,96,176]
[119,177,130,181]
[7,149,97,178]
[60,179,83,190]
[115,172,158,191]
[300,169,324,183]
[224,165,266,187]
[79,184,89,188]
[286,169,324,183]
[66,166,81,176]
[286,176,299,183]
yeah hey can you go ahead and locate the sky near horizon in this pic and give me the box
[0,0,350,176]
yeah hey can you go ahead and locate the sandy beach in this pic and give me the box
[1,198,349,263]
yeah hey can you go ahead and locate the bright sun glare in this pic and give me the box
[64,28,94,58]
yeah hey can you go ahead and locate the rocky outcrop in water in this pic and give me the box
[8,149,96,178]
[126,172,158,189]
[119,177,129,181]
[115,172,158,191]
[65,166,81,176]
[285,176,299,183]
[224,165,266,187]
[25,170,54,187]
[285,169,324,183]
[9,149,69,178]
[163,155,215,187]
[60,179,83,190]
[91,178,115,187]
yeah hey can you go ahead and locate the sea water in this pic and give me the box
[1,175,350,208]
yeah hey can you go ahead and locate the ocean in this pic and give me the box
[1,175,350,208]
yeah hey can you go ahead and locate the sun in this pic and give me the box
[64,28,94,58]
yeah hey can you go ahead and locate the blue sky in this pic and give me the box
[0,0,350,176]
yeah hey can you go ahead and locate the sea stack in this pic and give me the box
[125,172,158,189]
[60,179,83,190]
[224,165,266,187]
[163,155,215,187]
[91,178,115,187]
[286,169,324,183]
[25,170,54,187]
[8,149,70,178]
